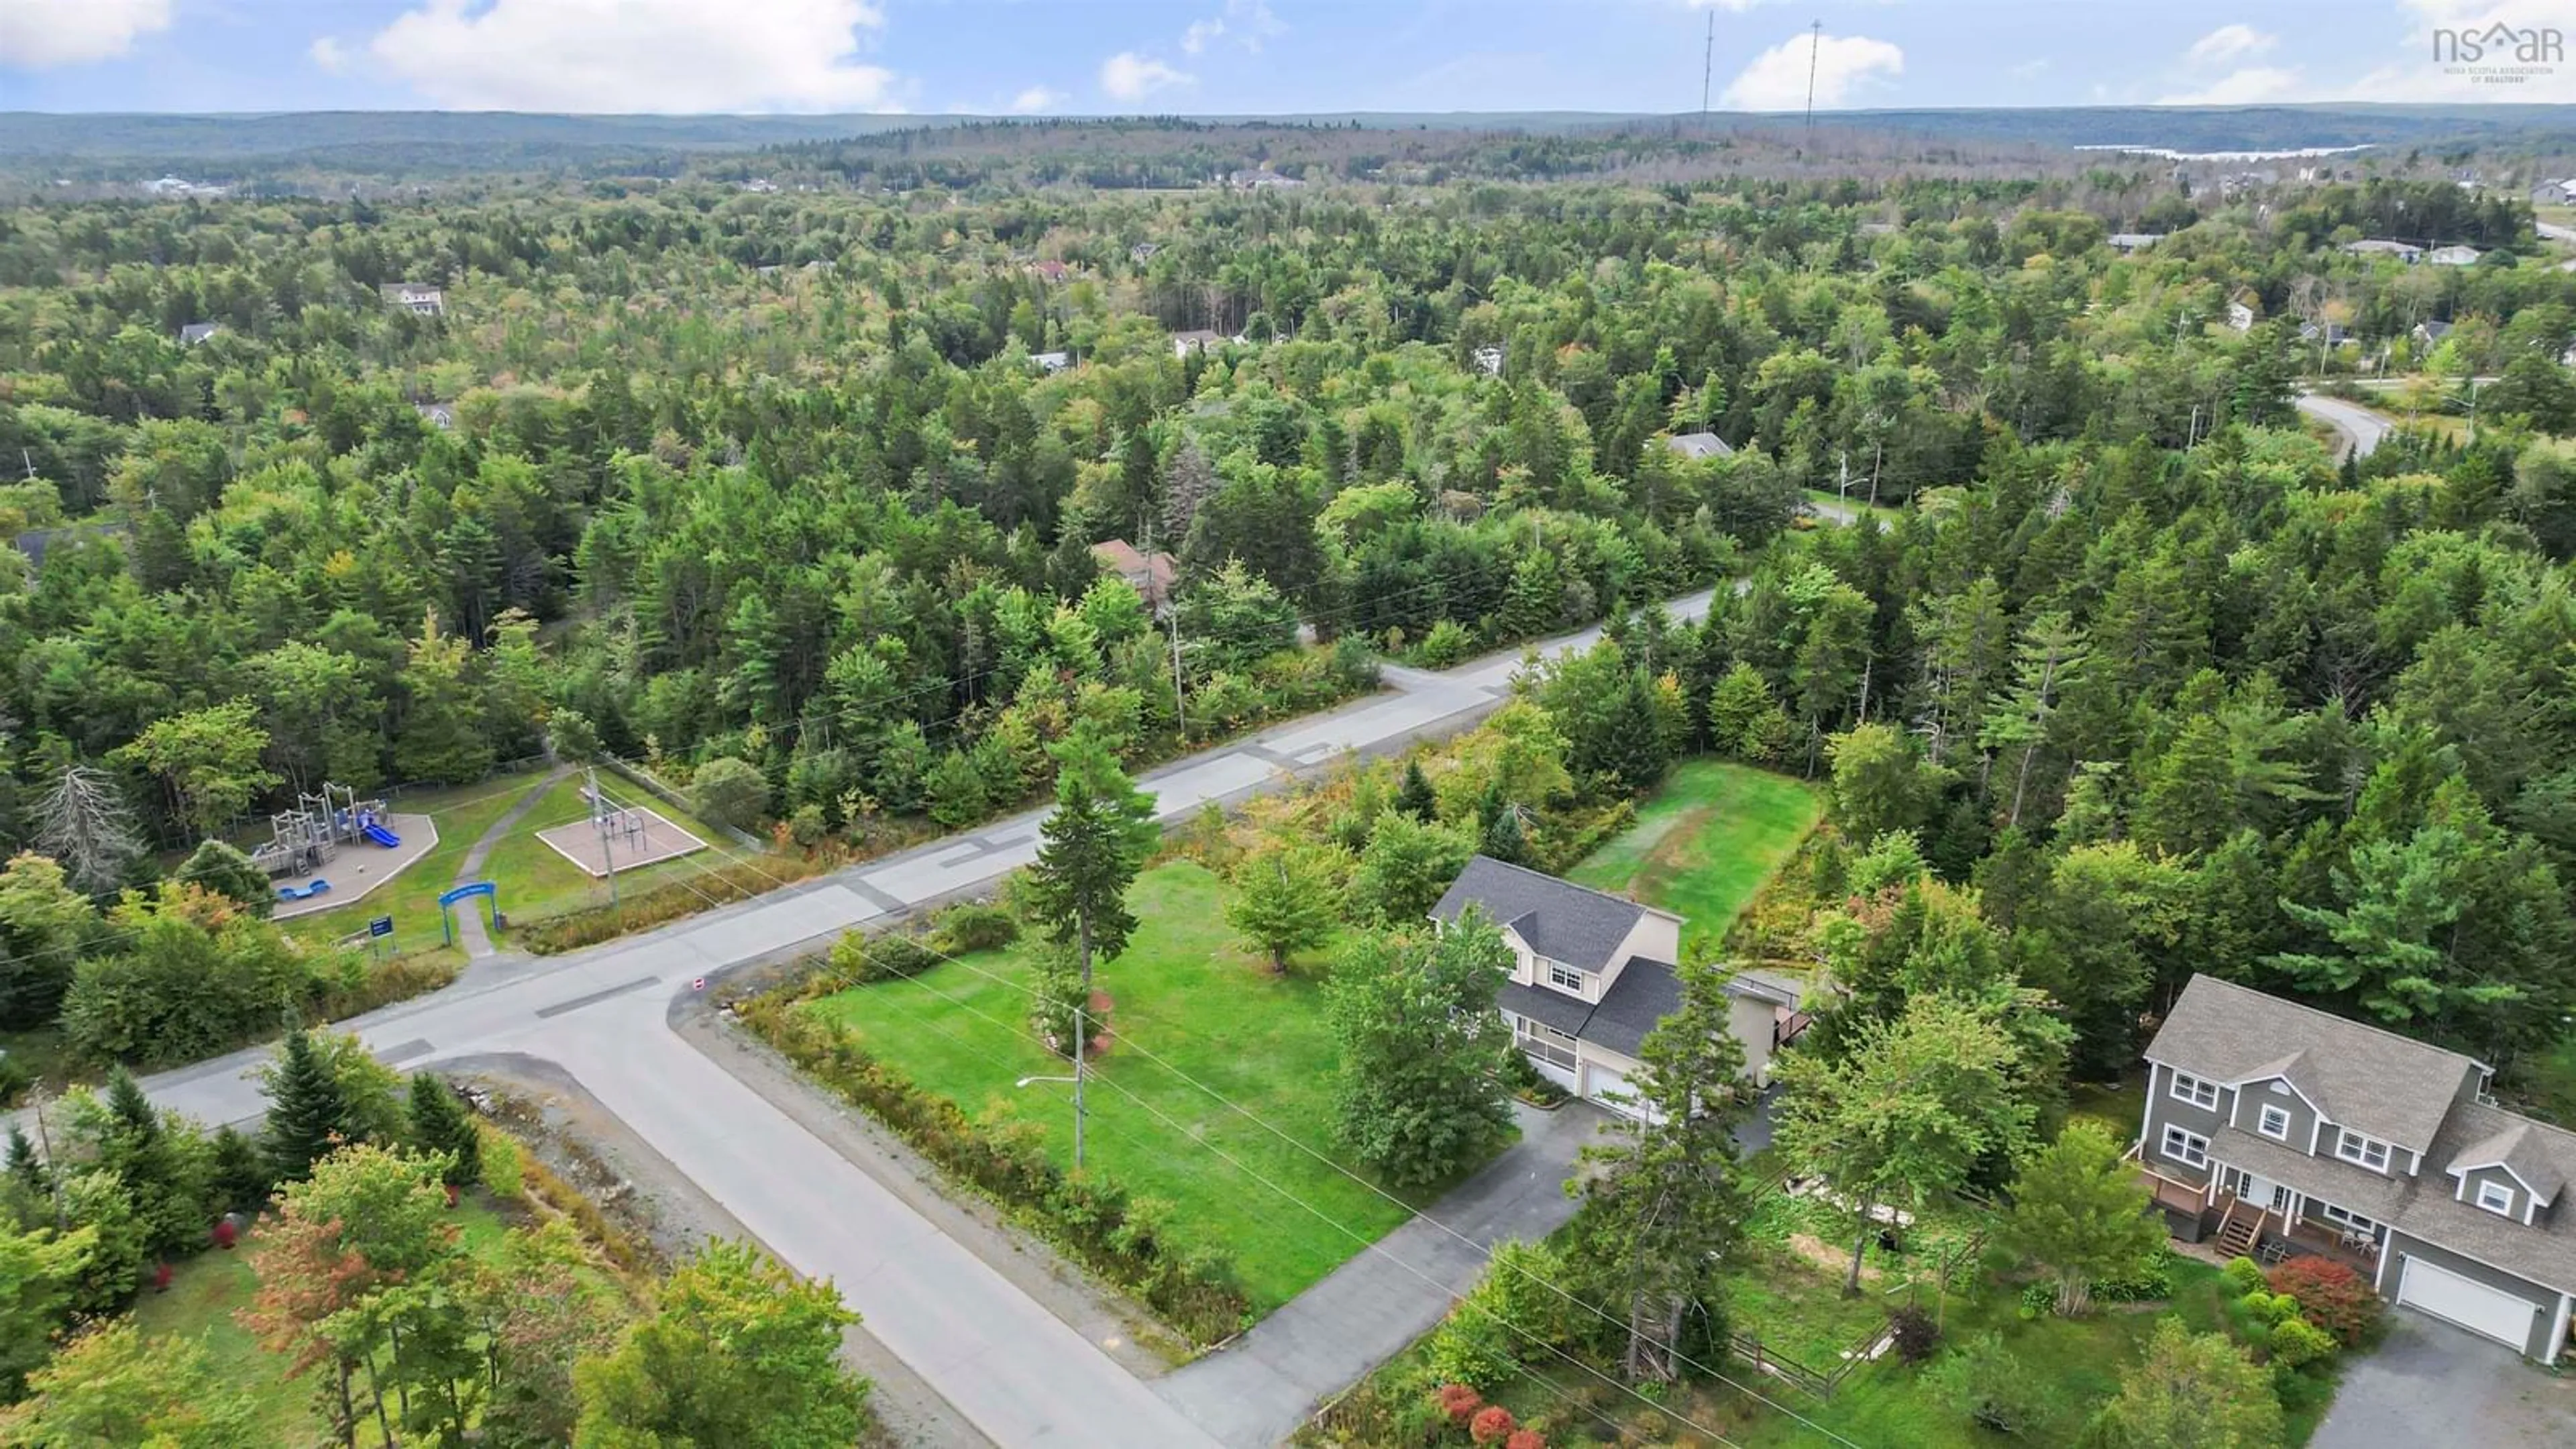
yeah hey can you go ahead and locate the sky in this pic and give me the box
[0,0,2571,115]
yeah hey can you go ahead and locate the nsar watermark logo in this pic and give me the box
[2433,23,2563,86]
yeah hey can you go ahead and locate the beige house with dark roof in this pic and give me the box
[1430,856,1807,1120]
[2137,975,2575,1362]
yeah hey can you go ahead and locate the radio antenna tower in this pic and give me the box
[1700,10,1715,122]
[1803,19,1823,147]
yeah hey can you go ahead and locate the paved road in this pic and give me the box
[2314,1312,2576,1449]
[119,592,1720,1448]
[2294,391,2396,462]
[2536,219,2576,246]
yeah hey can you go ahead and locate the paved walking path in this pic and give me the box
[1157,1102,1613,1446]
[448,764,569,961]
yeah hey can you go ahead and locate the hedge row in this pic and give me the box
[740,993,1251,1344]
[513,853,827,954]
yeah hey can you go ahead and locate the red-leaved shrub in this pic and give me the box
[1469,1405,1517,1446]
[1435,1383,1483,1426]
[1505,1431,1547,1449]
[151,1261,173,1293]
[2267,1256,2380,1347]
[211,1218,238,1250]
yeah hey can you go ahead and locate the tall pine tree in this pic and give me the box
[262,1031,352,1185]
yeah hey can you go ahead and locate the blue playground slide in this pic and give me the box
[276,879,333,902]
[362,822,401,849]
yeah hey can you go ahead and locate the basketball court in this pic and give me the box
[533,804,708,877]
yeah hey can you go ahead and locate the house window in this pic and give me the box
[2317,1203,2378,1236]
[2257,1104,2292,1140]
[2169,1072,2219,1111]
[2474,1179,2516,1217]
[2334,1130,2392,1173]
[1546,963,1585,993]
[2161,1126,2210,1170]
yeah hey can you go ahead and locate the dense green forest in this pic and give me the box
[0,163,2573,1078]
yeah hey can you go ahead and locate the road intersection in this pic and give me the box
[129,590,1719,1448]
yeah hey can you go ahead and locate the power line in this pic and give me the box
[639,784,1864,1449]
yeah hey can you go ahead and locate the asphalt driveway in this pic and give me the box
[2314,1312,2576,1449]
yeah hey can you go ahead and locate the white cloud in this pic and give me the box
[0,0,172,68]
[1010,85,1065,113]
[1100,51,1191,102]
[2185,23,2275,68]
[2158,65,2306,105]
[2010,58,2052,79]
[1181,1,1282,56]
[360,0,902,112]
[1719,32,1903,111]
[309,37,348,74]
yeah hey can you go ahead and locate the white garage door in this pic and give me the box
[1582,1063,1658,1122]
[2398,1255,2541,1349]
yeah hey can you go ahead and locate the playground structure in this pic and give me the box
[534,781,708,879]
[251,782,402,877]
[249,784,441,921]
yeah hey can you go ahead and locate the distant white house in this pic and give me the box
[1227,168,1305,191]
[2225,288,2259,333]
[2426,244,2485,267]
[1130,241,1161,264]
[415,401,457,430]
[2412,319,2455,351]
[1666,431,1735,461]
[178,322,221,345]
[2107,232,2165,254]
[381,282,445,317]
[2345,239,2425,264]
[1470,345,1505,376]
[1171,329,1226,358]
[1028,350,1071,375]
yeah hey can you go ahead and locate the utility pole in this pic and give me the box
[1803,20,1823,149]
[1169,604,1185,740]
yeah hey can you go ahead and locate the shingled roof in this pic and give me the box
[2143,975,2485,1154]
[1430,855,1645,974]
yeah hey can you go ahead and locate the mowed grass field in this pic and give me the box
[1568,759,1823,961]
[800,861,1431,1313]
[480,772,735,941]
[274,769,555,961]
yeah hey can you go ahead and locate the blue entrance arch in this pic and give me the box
[438,881,498,946]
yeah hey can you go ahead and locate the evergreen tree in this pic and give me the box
[1567,959,1754,1381]
[261,1032,352,1185]
[1393,759,1438,820]
[406,1073,482,1188]
[205,1126,270,1218]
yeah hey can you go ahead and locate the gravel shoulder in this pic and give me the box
[445,1052,1000,1449]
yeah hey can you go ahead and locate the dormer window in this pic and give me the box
[2474,1179,2516,1217]
[1546,963,1585,993]
[2334,1130,2392,1173]
[2257,1104,2292,1140]
[2169,1072,2219,1111]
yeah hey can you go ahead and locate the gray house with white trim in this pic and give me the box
[1430,856,1803,1118]
[2137,975,2575,1362]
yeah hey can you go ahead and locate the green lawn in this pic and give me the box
[800,861,1435,1312]
[1729,1260,2267,1448]
[275,769,555,961]
[130,1195,519,1446]
[1804,488,1906,527]
[476,773,735,941]
[2068,1076,2149,1144]
[1568,760,1823,963]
